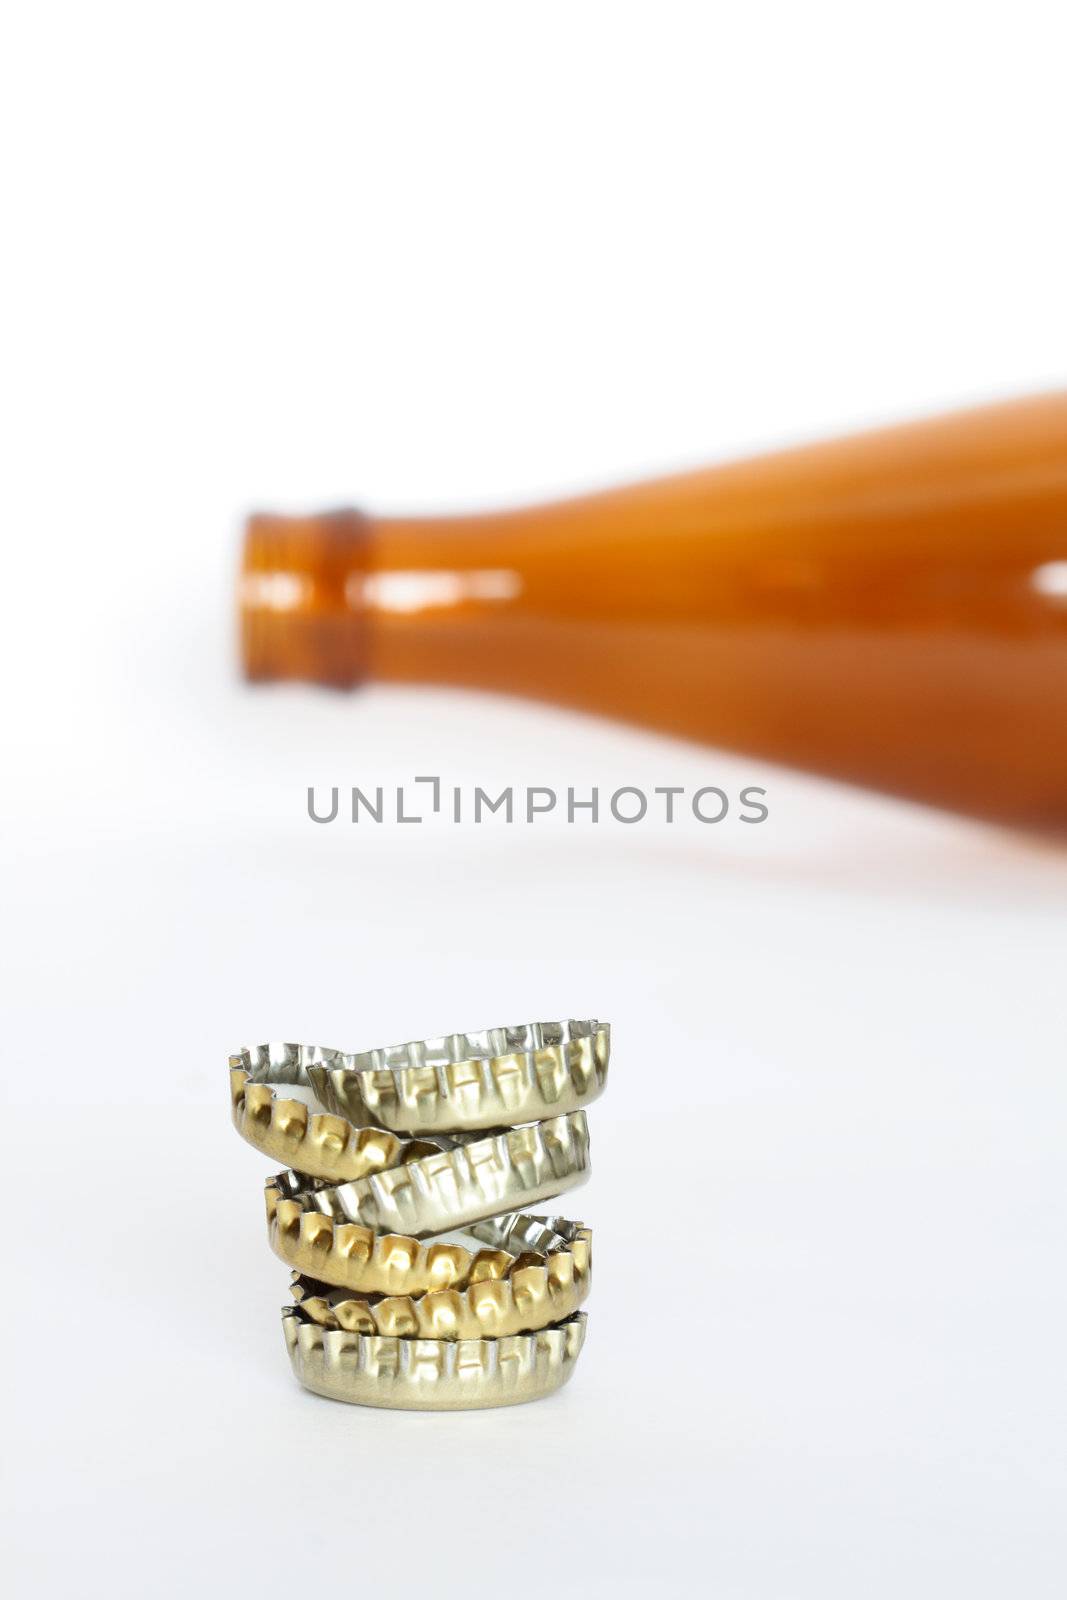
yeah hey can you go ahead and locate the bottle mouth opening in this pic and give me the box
[239,510,370,688]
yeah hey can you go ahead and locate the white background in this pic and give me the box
[2,4,1066,1596]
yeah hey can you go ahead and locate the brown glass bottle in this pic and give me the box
[241,393,1067,828]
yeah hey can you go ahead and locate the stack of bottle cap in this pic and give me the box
[229,1019,607,1410]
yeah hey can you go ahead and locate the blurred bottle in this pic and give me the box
[241,393,1067,828]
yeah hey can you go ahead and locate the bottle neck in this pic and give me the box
[241,504,602,692]
[242,510,372,687]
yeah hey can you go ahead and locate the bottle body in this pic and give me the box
[242,394,1067,828]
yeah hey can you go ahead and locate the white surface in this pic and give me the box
[2,4,1066,1596]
